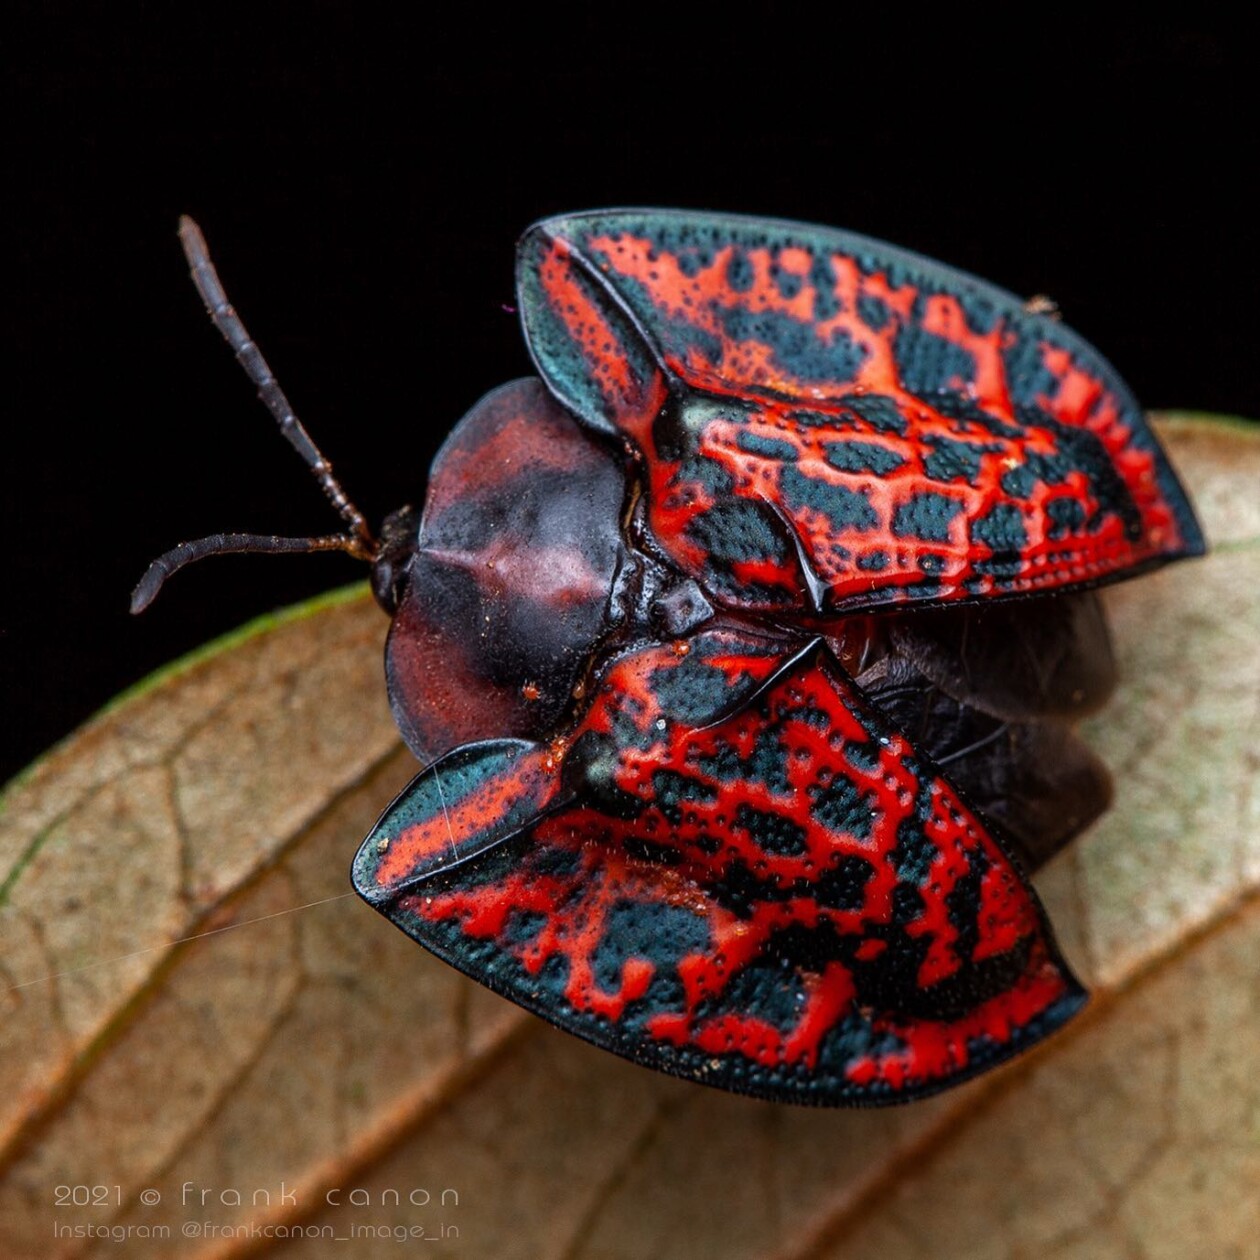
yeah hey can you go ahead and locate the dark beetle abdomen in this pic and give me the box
[859,594,1116,870]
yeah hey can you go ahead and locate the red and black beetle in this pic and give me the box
[136,211,1204,1105]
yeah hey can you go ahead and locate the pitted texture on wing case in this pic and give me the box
[520,211,1204,614]
[354,211,1208,1105]
[357,631,1084,1104]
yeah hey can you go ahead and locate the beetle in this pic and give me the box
[135,211,1205,1105]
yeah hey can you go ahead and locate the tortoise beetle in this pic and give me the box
[136,211,1204,1105]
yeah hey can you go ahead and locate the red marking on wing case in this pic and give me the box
[395,632,1083,1101]
[375,757,552,888]
[535,236,668,443]
[520,215,1203,616]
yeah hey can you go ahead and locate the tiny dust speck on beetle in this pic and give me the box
[135,211,1204,1106]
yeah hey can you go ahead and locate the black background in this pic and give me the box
[7,14,1255,783]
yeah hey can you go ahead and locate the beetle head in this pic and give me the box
[369,506,421,614]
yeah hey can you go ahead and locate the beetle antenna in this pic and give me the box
[132,220,386,614]
[130,532,371,614]
[177,216,376,551]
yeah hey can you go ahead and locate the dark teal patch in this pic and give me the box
[629,218,725,275]
[593,900,710,992]
[1003,331,1058,407]
[704,962,807,1031]
[892,491,964,542]
[1037,417,1145,541]
[843,738,883,773]
[857,550,890,571]
[815,1011,907,1078]
[931,393,1022,438]
[810,775,873,840]
[648,658,737,726]
[892,804,937,884]
[894,322,977,394]
[922,435,1000,483]
[652,769,718,826]
[846,393,908,434]
[972,502,1028,559]
[771,260,803,300]
[530,843,585,881]
[785,407,838,429]
[698,728,792,796]
[809,251,841,320]
[857,294,892,332]
[781,466,879,532]
[734,802,807,856]
[957,291,1000,335]
[719,305,865,385]
[726,247,755,293]
[1000,446,1073,498]
[793,704,833,730]
[1046,496,1087,539]
[676,455,735,497]
[813,855,876,911]
[662,314,726,369]
[940,860,1016,1015]
[824,439,906,476]
[502,909,548,947]
[675,250,708,279]
[882,577,951,603]
[853,249,918,292]
[685,499,790,565]
[737,431,799,462]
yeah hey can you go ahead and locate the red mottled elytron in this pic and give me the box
[137,211,1204,1105]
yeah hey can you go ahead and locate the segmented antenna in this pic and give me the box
[131,218,379,613]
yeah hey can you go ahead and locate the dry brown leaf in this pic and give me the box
[1,415,1256,1260]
